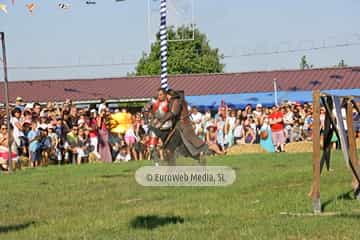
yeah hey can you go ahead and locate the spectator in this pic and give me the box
[62,111,72,132]
[320,107,326,144]
[226,110,236,147]
[15,97,25,112]
[134,118,145,161]
[259,118,275,152]
[77,114,87,129]
[216,115,226,150]
[124,124,136,160]
[65,125,85,164]
[235,109,241,119]
[89,109,100,158]
[109,132,121,161]
[69,106,78,129]
[253,104,263,118]
[39,111,49,130]
[39,128,52,166]
[202,110,212,134]
[291,120,303,142]
[78,127,92,163]
[98,98,107,115]
[283,105,294,142]
[27,121,40,167]
[97,109,112,163]
[115,145,131,162]
[269,105,286,152]
[233,119,245,144]
[244,125,255,144]
[205,124,226,155]
[33,103,42,117]
[330,132,339,150]
[48,125,58,161]
[249,117,257,138]
[303,110,314,141]
[215,106,227,121]
[191,106,203,136]
[55,116,65,163]
[353,109,360,138]
[10,108,24,155]
[244,105,253,118]
[0,124,17,170]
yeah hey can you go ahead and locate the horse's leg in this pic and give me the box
[164,148,176,166]
[198,151,207,166]
[151,149,160,166]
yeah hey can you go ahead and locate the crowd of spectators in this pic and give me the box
[195,102,360,153]
[0,96,359,171]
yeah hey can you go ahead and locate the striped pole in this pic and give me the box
[160,0,169,90]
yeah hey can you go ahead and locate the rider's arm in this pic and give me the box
[160,99,181,124]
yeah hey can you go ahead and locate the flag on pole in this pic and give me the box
[58,3,71,10]
[0,4,7,14]
[26,3,36,15]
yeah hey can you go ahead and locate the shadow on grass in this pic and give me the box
[322,190,354,211]
[130,215,184,230]
[336,213,360,219]
[100,174,128,179]
[273,164,287,168]
[0,221,35,234]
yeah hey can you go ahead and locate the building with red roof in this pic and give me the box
[1,66,360,108]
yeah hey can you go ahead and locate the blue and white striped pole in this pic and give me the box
[160,0,169,90]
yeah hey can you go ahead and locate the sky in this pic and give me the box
[0,0,360,81]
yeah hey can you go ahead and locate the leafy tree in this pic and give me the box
[134,26,224,75]
[300,55,313,70]
[336,59,348,68]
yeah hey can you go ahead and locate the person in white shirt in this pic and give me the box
[253,104,263,118]
[226,110,237,147]
[98,98,107,115]
[10,108,24,151]
[233,119,244,144]
[283,106,294,142]
[115,145,131,162]
[190,106,203,135]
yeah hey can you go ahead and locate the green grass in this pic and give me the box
[1,152,360,239]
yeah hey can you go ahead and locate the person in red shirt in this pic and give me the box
[269,105,286,152]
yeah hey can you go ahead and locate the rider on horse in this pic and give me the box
[143,88,172,162]
[144,88,208,165]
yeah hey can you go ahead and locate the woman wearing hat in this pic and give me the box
[205,123,226,155]
[15,97,25,112]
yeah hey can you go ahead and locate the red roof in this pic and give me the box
[1,66,360,103]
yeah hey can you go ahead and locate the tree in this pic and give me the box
[336,59,348,68]
[134,26,224,76]
[300,55,313,70]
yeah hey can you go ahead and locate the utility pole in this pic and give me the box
[1,32,12,172]
[273,78,278,106]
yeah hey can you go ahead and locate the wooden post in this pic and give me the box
[309,90,321,212]
[346,100,360,191]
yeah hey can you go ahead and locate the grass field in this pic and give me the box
[1,152,360,240]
